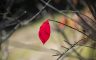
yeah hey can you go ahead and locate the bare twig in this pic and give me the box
[49,19,89,60]
[49,20,89,38]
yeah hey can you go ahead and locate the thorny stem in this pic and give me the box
[49,20,89,38]
[49,19,93,60]
[55,27,85,60]
[52,24,84,60]
[57,39,82,60]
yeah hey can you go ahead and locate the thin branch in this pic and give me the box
[0,0,52,45]
[57,39,82,60]
[84,0,96,20]
[40,0,96,37]
[23,0,52,25]
[67,0,96,41]
[49,19,87,60]
[49,20,89,38]
[40,0,75,20]
[0,24,20,45]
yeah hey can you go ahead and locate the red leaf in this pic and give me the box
[38,19,51,44]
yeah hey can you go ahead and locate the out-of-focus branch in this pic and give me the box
[22,0,51,25]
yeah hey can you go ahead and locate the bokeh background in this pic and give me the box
[0,0,96,60]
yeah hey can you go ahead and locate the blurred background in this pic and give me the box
[0,0,96,60]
